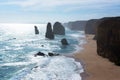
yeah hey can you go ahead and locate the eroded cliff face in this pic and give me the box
[85,19,98,34]
[64,21,87,31]
[96,17,120,66]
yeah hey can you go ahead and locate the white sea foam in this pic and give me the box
[10,56,84,80]
[0,62,34,66]
[0,24,85,80]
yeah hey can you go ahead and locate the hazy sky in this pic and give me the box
[0,0,120,23]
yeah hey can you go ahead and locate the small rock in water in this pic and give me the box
[48,52,60,56]
[34,52,45,57]
[48,52,54,56]
[61,38,69,45]
[41,45,44,47]
[13,38,16,39]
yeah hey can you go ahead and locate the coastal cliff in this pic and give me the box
[64,21,87,31]
[96,17,120,65]
[85,19,98,34]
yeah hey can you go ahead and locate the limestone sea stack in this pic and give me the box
[53,22,65,35]
[34,26,39,34]
[45,22,54,39]
[96,17,120,66]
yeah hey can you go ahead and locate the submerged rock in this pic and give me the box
[53,22,65,35]
[48,52,60,56]
[41,45,44,47]
[61,38,69,45]
[48,53,54,56]
[34,52,45,57]
[45,22,54,39]
[34,26,39,34]
[96,17,120,66]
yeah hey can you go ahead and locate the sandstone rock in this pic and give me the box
[61,38,69,45]
[96,17,120,66]
[34,26,39,34]
[45,22,54,39]
[53,22,65,35]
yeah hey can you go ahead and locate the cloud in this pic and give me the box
[0,0,120,12]
[0,0,119,23]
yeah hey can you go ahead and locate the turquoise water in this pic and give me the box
[0,23,85,80]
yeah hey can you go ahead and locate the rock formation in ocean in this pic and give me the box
[64,21,87,31]
[61,38,69,45]
[53,22,65,35]
[48,52,60,56]
[34,52,45,57]
[96,17,120,66]
[45,22,54,39]
[48,53,54,56]
[34,26,39,34]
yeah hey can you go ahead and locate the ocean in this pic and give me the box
[0,23,86,80]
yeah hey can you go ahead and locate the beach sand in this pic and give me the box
[74,35,120,80]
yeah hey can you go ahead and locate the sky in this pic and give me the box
[0,0,120,23]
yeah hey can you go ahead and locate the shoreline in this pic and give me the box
[73,34,120,80]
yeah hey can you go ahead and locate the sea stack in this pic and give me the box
[53,22,65,35]
[96,17,120,66]
[34,26,39,34]
[45,22,54,39]
[61,38,69,45]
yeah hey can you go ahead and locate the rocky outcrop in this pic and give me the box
[53,22,65,35]
[64,21,87,31]
[45,22,54,39]
[48,52,60,56]
[61,38,69,45]
[34,52,59,57]
[85,19,98,34]
[34,26,39,34]
[96,17,120,66]
[34,52,45,57]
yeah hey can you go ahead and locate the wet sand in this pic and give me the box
[74,35,120,80]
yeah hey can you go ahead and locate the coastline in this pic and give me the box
[73,34,120,80]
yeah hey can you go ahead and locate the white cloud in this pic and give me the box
[1,0,120,11]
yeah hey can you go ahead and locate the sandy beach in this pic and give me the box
[74,35,120,80]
